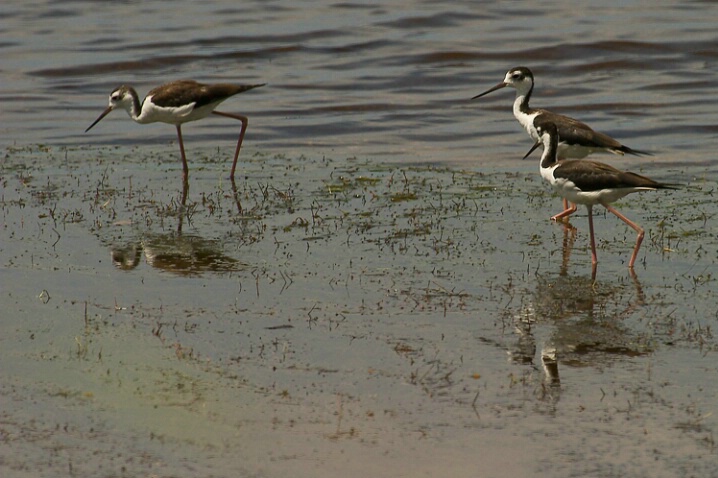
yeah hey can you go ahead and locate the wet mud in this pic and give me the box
[1,146,716,477]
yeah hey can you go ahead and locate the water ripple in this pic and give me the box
[1,0,716,164]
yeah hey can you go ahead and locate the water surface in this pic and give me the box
[2,2,718,477]
[3,1,717,164]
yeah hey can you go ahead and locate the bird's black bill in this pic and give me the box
[85,106,113,133]
[620,145,653,157]
[471,81,507,100]
[522,141,541,159]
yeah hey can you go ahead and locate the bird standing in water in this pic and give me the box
[535,122,675,270]
[473,66,649,219]
[86,80,264,182]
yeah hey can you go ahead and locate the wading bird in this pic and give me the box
[473,66,649,218]
[86,80,264,181]
[535,122,675,269]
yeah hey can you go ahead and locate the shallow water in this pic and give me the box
[2,1,718,477]
[3,146,717,477]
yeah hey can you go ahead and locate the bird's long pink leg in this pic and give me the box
[552,199,578,222]
[212,111,249,180]
[586,205,598,265]
[175,125,189,180]
[551,157,578,222]
[604,204,644,269]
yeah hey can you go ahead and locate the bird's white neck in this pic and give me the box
[118,87,145,123]
[513,92,539,141]
[512,80,533,112]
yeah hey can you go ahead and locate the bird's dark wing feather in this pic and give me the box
[147,80,264,109]
[555,160,674,191]
[533,110,650,156]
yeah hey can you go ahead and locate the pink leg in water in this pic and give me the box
[603,204,644,269]
[175,125,189,181]
[552,197,578,222]
[586,205,598,265]
[212,111,249,180]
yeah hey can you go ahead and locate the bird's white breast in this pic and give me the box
[136,94,197,125]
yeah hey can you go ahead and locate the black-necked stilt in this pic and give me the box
[85,80,265,181]
[472,67,649,160]
[472,66,650,219]
[536,122,676,269]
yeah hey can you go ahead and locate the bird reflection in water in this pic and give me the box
[111,233,244,275]
[507,231,646,398]
[110,181,246,275]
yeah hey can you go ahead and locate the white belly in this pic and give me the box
[136,97,220,125]
[550,175,637,205]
